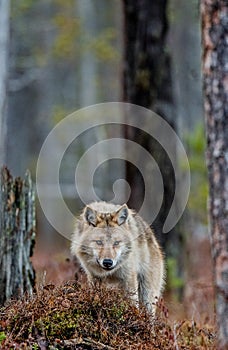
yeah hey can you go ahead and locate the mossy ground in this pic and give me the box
[0,282,216,349]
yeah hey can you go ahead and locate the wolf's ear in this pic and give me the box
[84,206,97,226]
[115,204,129,225]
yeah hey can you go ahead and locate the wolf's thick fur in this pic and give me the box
[71,201,165,313]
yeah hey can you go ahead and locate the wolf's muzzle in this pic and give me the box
[102,258,114,270]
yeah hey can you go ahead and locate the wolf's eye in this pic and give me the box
[113,241,120,246]
[96,240,103,246]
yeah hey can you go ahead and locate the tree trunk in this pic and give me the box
[122,0,172,112]
[122,0,183,289]
[0,167,36,305]
[0,0,10,167]
[201,0,228,348]
[122,0,175,235]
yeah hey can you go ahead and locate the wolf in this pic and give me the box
[71,201,165,314]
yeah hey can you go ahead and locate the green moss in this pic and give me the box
[0,332,6,344]
[36,310,79,339]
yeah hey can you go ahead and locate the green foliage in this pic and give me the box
[51,2,119,63]
[11,0,34,17]
[52,15,81,59]
[166,257,184,295]
[186,123,206,157]
[32,344,39,350]
[51,105,73,125]
[87,28,120,62]
[0,332,6,344]
[10,0,120,107]
[185,123,208,224]
[11,1,49,69]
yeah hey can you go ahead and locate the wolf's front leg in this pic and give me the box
[138,277,158,316]
[124,272,139,307]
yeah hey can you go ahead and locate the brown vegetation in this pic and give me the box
[0,282,216,349]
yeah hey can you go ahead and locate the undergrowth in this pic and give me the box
[0,282,216,349]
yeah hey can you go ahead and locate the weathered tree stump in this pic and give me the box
[0,167,36,305]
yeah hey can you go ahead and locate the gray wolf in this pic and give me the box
[71,201,165,314]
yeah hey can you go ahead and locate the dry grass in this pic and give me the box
[0,282,216,349]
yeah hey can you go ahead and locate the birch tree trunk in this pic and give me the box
[0,167,36,305]
[201,1,228,348]
[0,0,10,167]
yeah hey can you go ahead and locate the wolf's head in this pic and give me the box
[72,203,135,275]
[84,203,129,228]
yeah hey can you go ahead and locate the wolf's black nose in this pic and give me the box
[102,259,113,269]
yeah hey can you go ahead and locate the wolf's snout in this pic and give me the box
[102,259,114,269]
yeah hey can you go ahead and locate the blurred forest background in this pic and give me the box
[0,0,213,324]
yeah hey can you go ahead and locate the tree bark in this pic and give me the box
[0,0,10,167]
[0,167,36,305]
[122,0,172,113]
[201,0,228,348]
[122,0,182,271]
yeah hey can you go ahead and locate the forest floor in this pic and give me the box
[31,225,215,325]
[0,281,216,349]
[0,231,216,349]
